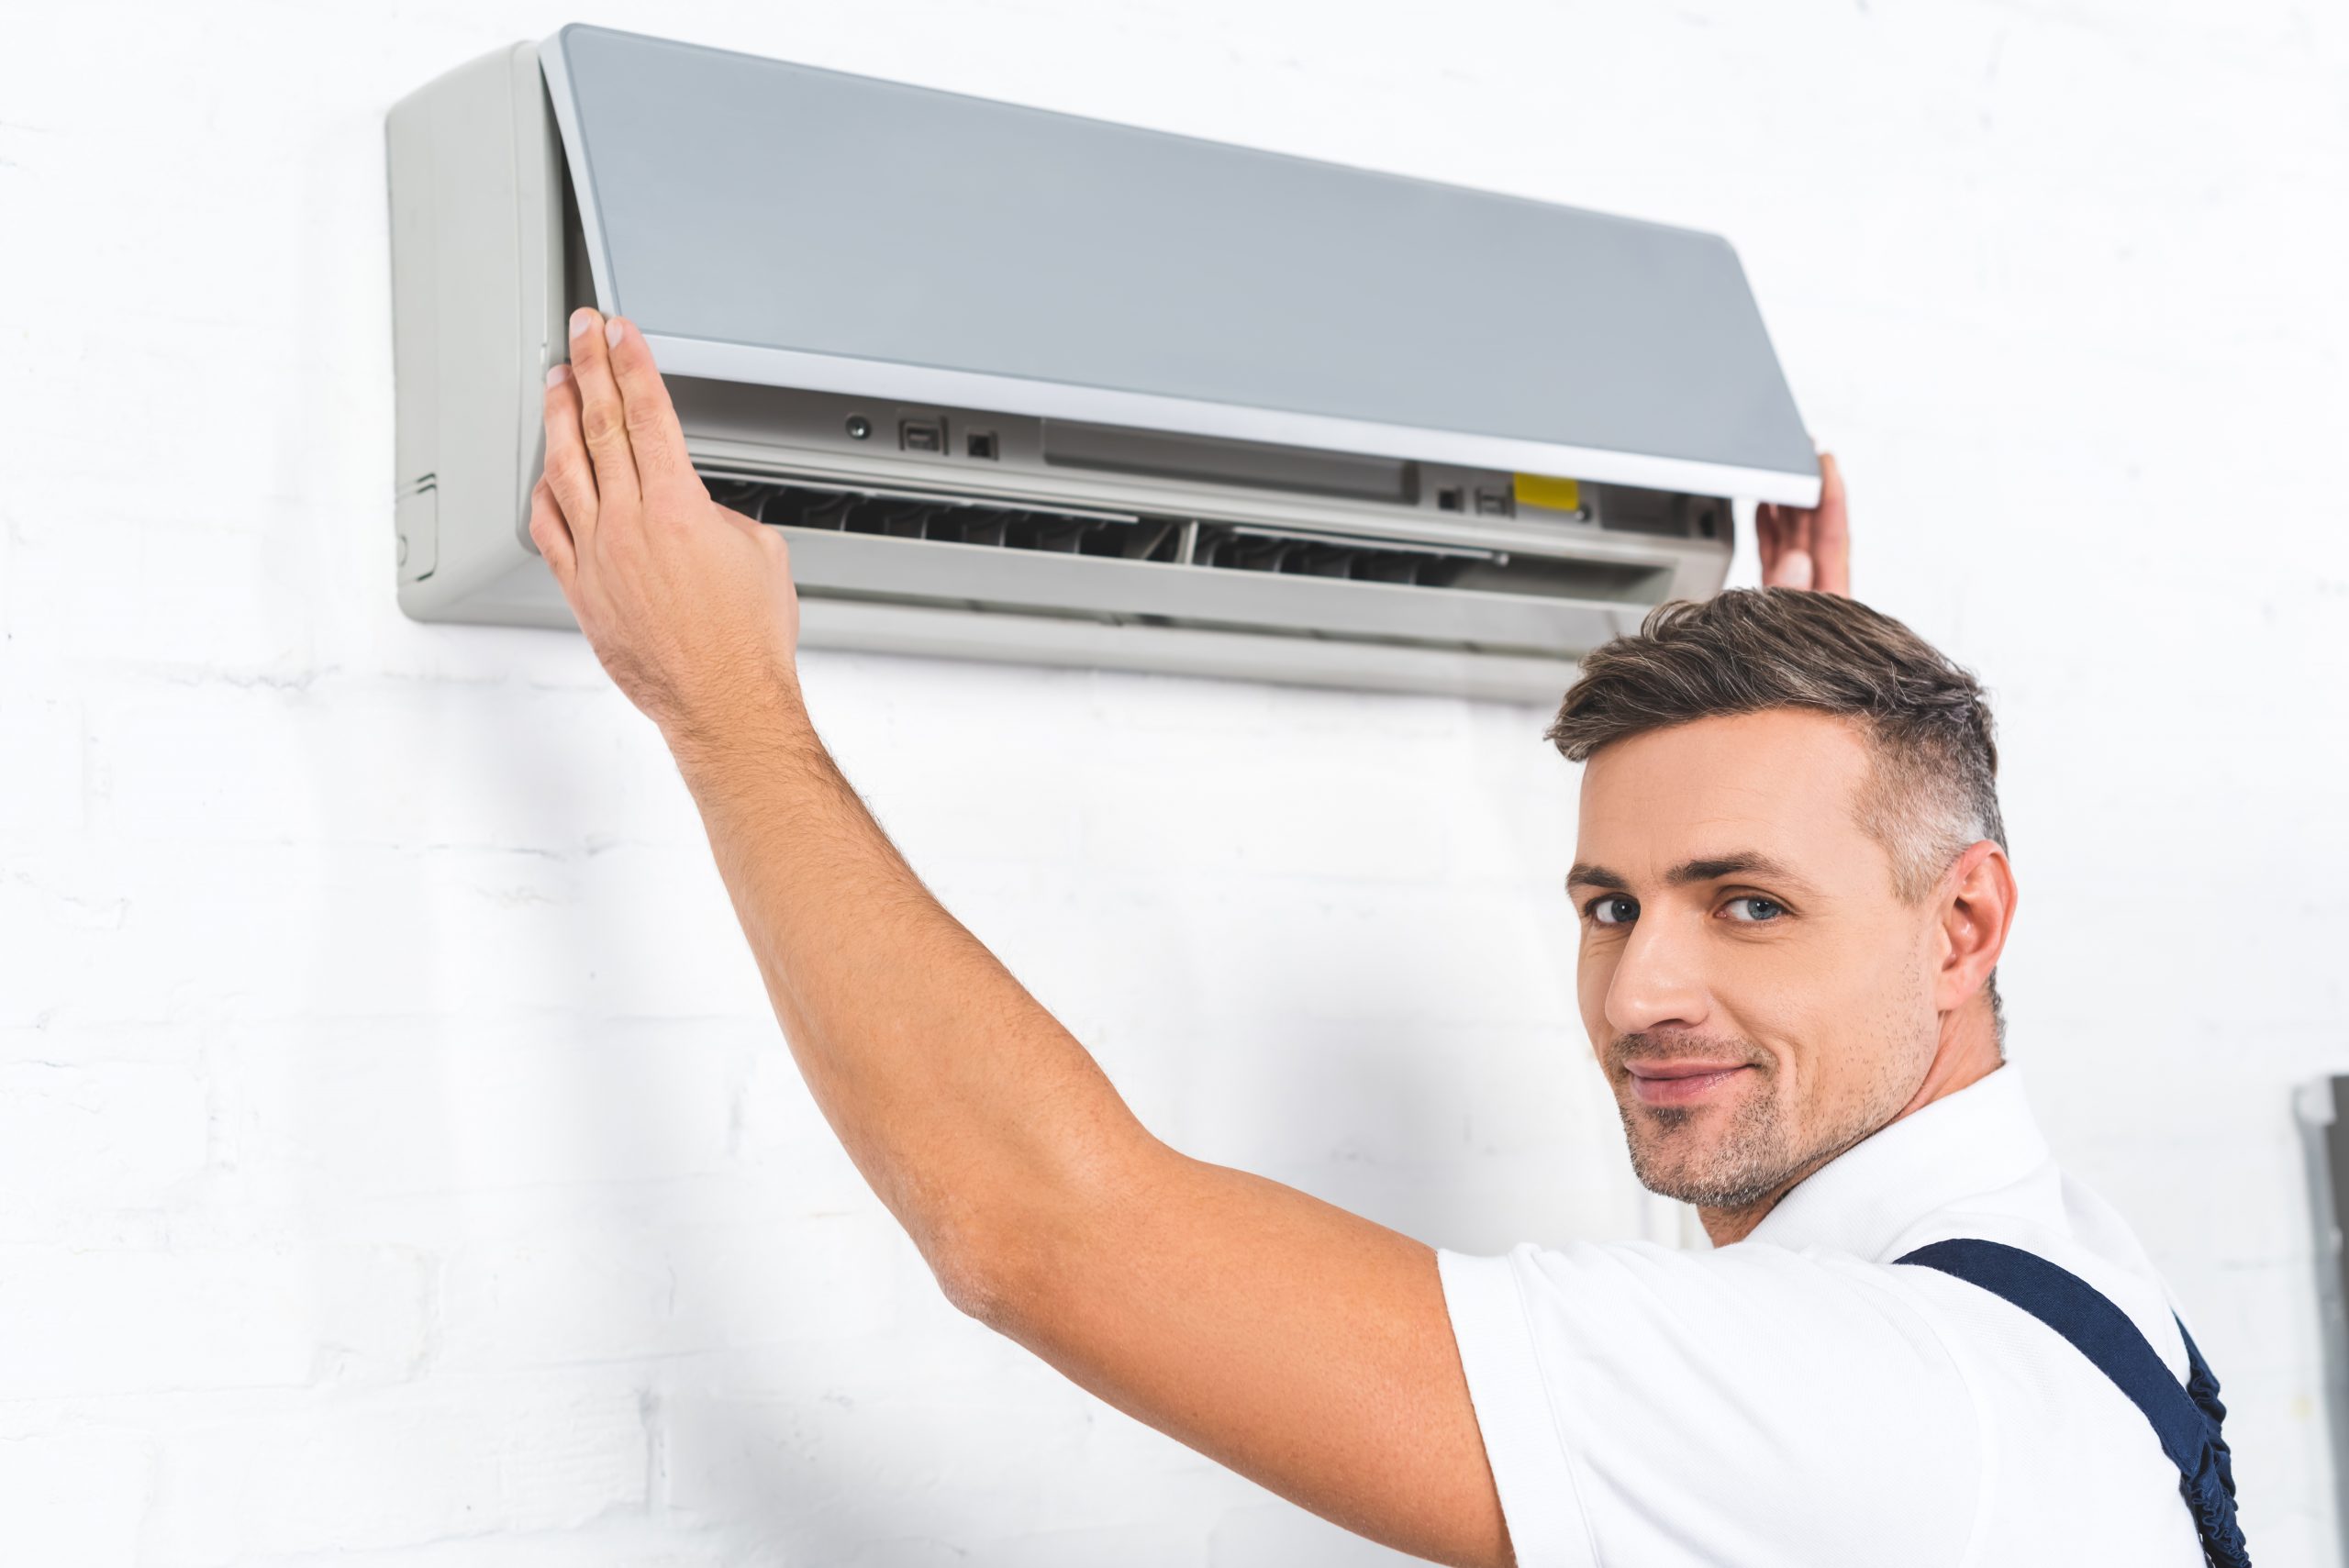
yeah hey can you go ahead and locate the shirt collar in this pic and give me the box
[1740,1062,2052,1261]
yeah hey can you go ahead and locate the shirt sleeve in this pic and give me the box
[1438,1240,1983,1568]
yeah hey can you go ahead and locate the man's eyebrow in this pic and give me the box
[1564,852,1820,895]
[1665,851,1818,892]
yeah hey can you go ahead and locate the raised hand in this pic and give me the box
[1756,450,1850,595]
[523,310,1513,1568]
[530,306,804,747]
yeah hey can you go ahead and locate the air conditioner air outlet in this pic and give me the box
[702,474,1674,606]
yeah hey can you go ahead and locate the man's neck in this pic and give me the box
[1696,1004,2006,1247]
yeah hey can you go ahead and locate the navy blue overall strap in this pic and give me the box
[1896,1238,2249,1567]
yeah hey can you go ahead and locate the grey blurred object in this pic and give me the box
[385,23,1820,700]
[2295,1076,2349,1561]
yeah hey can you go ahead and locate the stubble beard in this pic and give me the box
[1609,1024,1924,1213]
[1614,1058,1802,1211]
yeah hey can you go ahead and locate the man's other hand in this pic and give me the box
[531,306,804,747]
[1756,450,1850,595]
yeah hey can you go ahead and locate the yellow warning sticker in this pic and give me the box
[1512,473,1582,513]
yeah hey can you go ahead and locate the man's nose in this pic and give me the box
[1604,914,1712,1037]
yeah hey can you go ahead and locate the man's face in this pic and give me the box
[1569,709,1941,1212]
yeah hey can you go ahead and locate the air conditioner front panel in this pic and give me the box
[420,550,1620,704]
[537,23,1821,507]
[790,597,1610,705]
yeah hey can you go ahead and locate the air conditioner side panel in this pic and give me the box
[386,41,565,623]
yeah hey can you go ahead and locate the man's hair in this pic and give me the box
[1546,587,2008,1036]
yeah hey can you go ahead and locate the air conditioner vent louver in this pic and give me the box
[705,475,1508,590]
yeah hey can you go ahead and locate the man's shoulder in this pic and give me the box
[1454,1155,2193,1416]
[1874,1158,2191,1381]
[1442,1203,2208,1568]
[1440,1239,1986,1568]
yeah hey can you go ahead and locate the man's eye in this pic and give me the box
[1586,895,1639,926]
[1723,896,1787,923]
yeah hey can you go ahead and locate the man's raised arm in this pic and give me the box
[527,306,1512,1568]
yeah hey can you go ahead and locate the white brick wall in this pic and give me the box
[3,1,2344,1562]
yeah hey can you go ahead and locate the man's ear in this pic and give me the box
[1935,840,2018,1014]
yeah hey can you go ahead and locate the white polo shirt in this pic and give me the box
[1437,1064,2210,1567]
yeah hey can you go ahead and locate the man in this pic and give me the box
[526,306,2244,1566]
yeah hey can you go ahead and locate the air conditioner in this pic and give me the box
[386,24,1819,702]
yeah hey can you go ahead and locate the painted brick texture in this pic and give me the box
[2,1,2344,1562]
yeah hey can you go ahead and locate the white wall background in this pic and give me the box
[3,1,2345,1562]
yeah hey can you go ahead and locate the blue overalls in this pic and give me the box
[1897,1239,2250,1567]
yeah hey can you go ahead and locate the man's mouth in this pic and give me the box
[1623,1061,1757,1108]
